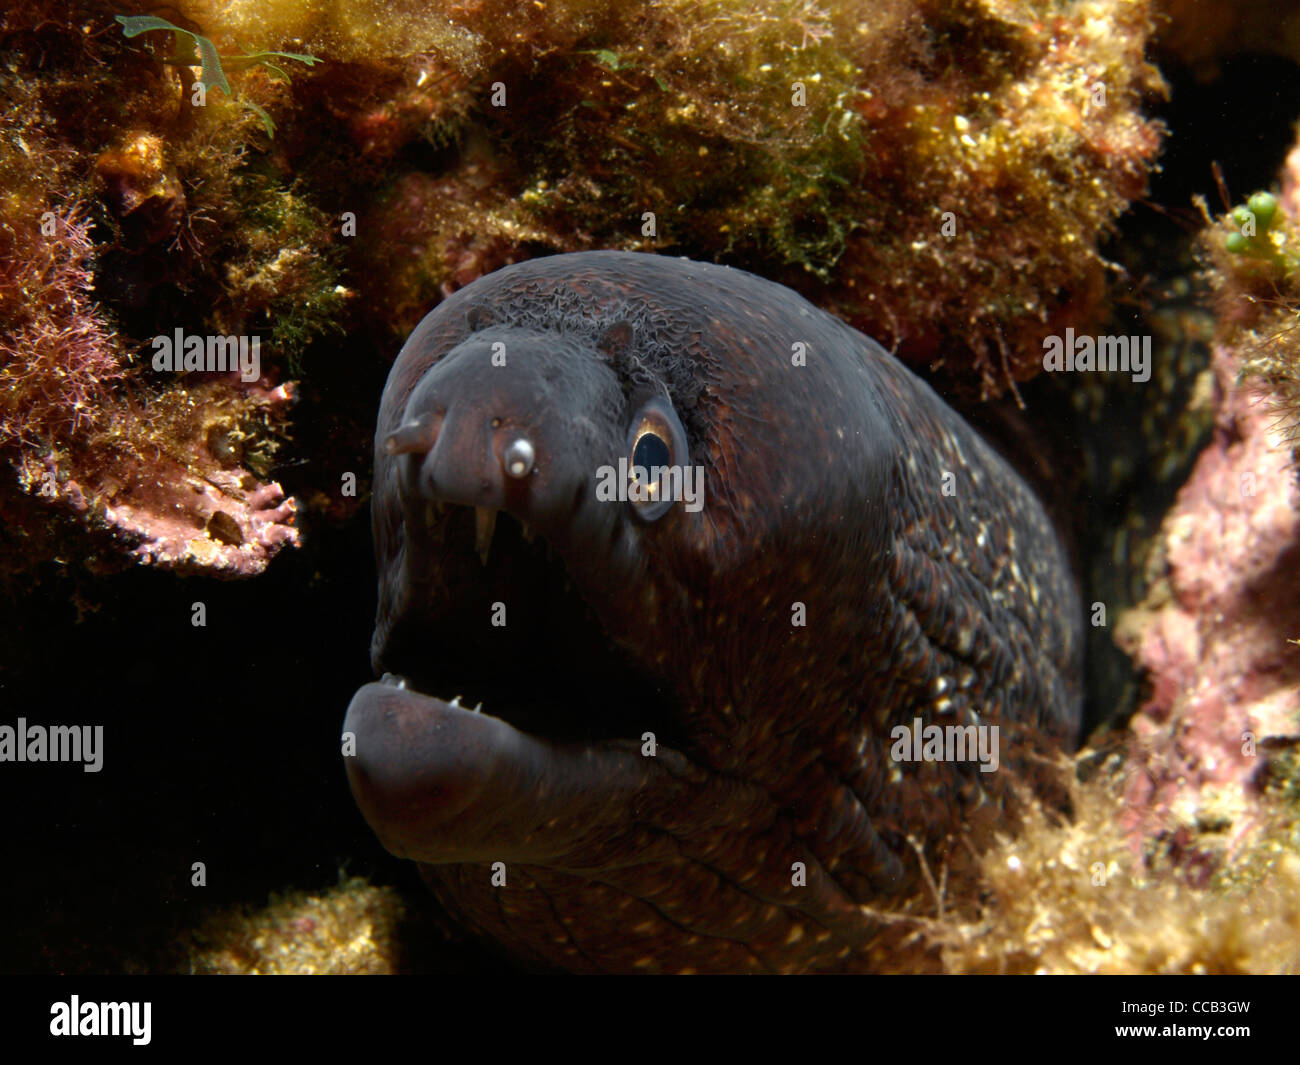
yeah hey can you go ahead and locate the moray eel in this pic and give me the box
[344,250,1083,973]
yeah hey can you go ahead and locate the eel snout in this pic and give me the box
[381,334,617,544]
[386,371,535,521]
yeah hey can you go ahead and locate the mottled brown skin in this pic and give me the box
[344,251,1083,973]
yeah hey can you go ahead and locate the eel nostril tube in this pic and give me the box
[385,417,438,456]
[502,435,535,479]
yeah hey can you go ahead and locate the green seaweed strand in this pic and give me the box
[114,15,321,136]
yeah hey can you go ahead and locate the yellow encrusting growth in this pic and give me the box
[180,876,411,974]
[874,756,1300,974]
[169,0,1164,395]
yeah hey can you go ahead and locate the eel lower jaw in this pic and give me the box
[343,677,681,866]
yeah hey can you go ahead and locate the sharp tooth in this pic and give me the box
[449,694,463,709]
[424,500,448,528]
[471,702,482,714]
[475,507,498,565]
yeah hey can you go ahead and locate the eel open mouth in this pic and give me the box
[344,502,691,866]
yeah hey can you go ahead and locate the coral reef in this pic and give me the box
[144,0,1166,393]
[1113,333,1300,859]
[1103,132,1300,879]
[0,5,315,577]
[926,763,1300,974]
[0,0,1165,585]
[180,876,408,975]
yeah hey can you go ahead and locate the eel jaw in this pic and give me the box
[344,677,675,866]
[342,676,890,973]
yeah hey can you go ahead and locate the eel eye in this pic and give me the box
[626,396,688,522]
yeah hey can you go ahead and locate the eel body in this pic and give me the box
[344,250,1083,973]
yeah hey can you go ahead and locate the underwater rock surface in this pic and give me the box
[0,0,1165,589]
